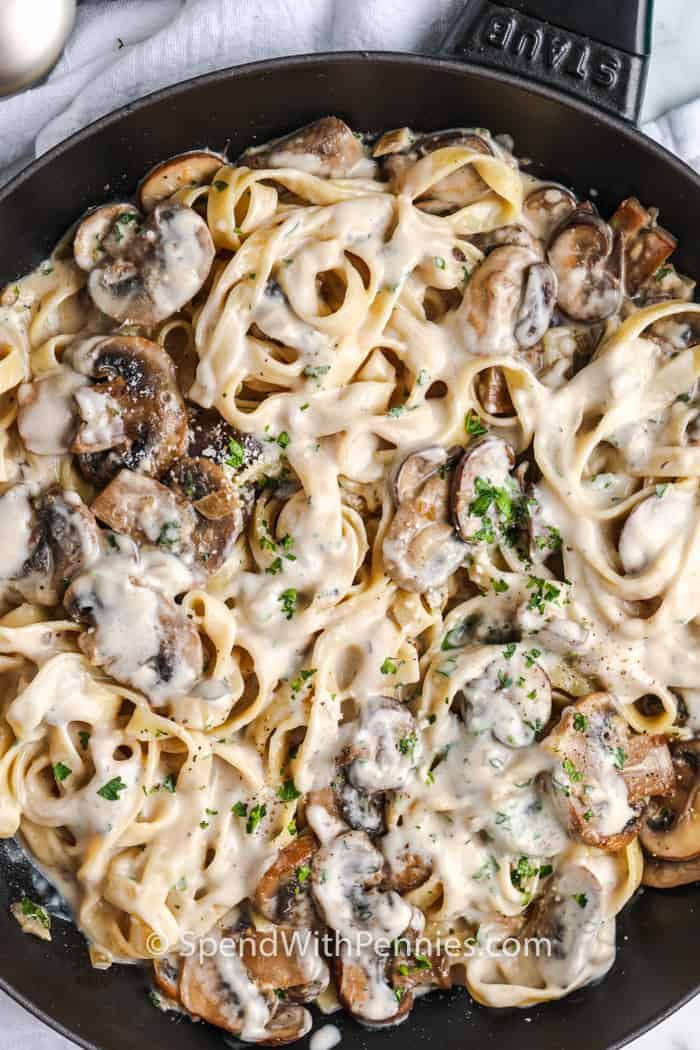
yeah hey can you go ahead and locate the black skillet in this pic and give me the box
[1,1,699,1048]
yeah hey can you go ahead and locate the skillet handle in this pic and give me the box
[440,0,652,122]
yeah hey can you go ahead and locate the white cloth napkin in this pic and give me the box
[0,0,699,185]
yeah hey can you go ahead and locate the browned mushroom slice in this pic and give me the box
[541,692,674,851]
[179,927,316,1044]
[383,472,466,594]
[153,954,182,1000]
[64,570,203,702]
[392,445,451,504]
[138,150,225,212]
[91,470,196,553]
[344,697,421,792]
[454,645,551,748]
[74,201,214,325]
[520,866,604,988]
[17,366,86,456]
[548,208,623,322]
[0,486,104,605]
[241,117,365,178]
[610,197,677,296]
[523,184,578,240]
[254,830,319,927]
[186,404,262,475]
[640,740,700,885]
[334,945,414,1028]
[334,772,387,837]
[462,245,554,353]
[311,830,415,943]
[241,927,329,1004]
[71,335,188,486]
[471,224,544,257]
[450,435,516,545]
[386,850,432,894]
[390,949,452,993]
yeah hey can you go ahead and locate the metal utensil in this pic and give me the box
[0,0,76,97]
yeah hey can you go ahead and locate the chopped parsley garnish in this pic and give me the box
[162,773,177,793]
[583,809,593,821]
[535,526,562,551]
[277,780,301,801]
[278,588,298,620]
[296,865,311,883]
[562,758,583,783]
[78,731,90,751]
[524,648,541,667]
[654,265,672,282]
[465,410,487,437]
[434,256,446,270]
[496,670,512,690]
[53,762,72,783]
[156,520,180,547]
[511,856,537,889]
[493,577,509,593]
[388,404,405,418]
[303,364,331,379]
[538,864,553,878]
[472,856,500,880]
[414,954,431,971]
[416,368,428,386]
[394,988,406,1004]
[526,575,561,613]
[573,712,588,732]
[232,801,248,817]
[291,668,316,692]
[20,898,50,929]
[613,746,627,770]
[573,892,588,908]
[266,557,284,575]
[502,642,517,660]
[655,483,669,499]
[380,656,398,675]
[287,818,298,836]
[225,437,245,469]
[397,733,418,756]
[246,803,267,834]
[97,776,128,801]
[277,431,290,450]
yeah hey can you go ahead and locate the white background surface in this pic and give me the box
[2,0,700,1047]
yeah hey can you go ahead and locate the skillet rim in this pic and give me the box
[1,46,699,1050]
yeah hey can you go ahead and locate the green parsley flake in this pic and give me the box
[53,762,72,782]
[277,780,301,801]
[465,410,487,437]
[279,588,298,620]
[246,803,267,834]
[97,776,128,801]
[225,437,245,469]
[380,656,398,675]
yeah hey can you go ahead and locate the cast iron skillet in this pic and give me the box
[1,2,699,1048]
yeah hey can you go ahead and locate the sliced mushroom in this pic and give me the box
[462,246,555,354]
[618,486,695,574]
[70,335,188,486]
[390,949,451,994]
[138,150,224,212]
[610,197,677,297]
[386,850,432,894]
[471,224,544,257]
[523,184,578,241]
[454,645,551,748]
[548,208,623,322]
[179,925,314,1044]
[254,831,319,927]
[74,201,214,325]
[0,485,104,605]
[541,692,674,851]
[383,448,466,594]
[161,457,251,569]
[240,117,365,178]
[520,866,604,989]
[344,697,421,792]
[240,927,329,1005]
[449,435,516,545]
[311,830,414,944]
[186,404,262,476]
[334,772,387,837]
[640,740,700,883]
[380,129,494,209]
[153,954,182,1000]
[17,366,87,455]
[91,469,195,550]
[64,569,203,703]
[392,445,451,504]
[334,943,414,1028]
[475,366,513,416]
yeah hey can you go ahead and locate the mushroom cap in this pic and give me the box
[344,696,421,793]
[253,830,319,927]
[547,208,623,323]
[75,201,214,326]
[523,184,577,241]
[240,117,365,178]
[138,150,225,212]
[450,435,516,544]
[71,334,188,486]
[640,740,700,863]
